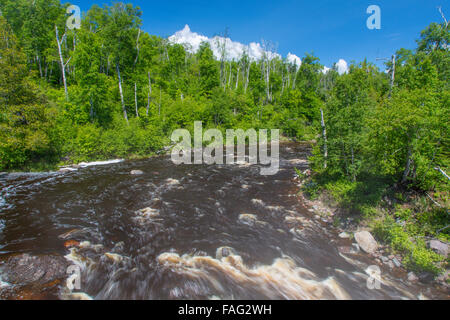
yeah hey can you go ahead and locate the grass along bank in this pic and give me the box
[295,167,449,286]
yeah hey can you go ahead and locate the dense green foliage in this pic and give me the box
[373,214,444,274]
[300,16,449,274]
[0,0,341,170]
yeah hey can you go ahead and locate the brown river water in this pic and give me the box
[0,143,448,299]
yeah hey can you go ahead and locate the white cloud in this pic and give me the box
[168,25,208,53]
[169,25,285,62]
[321,66,331,74]
[335,59,348,75]
[287,53,301,68]
[169,25,349,76]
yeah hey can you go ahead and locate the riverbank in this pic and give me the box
[0,145,173,175]
[294,169,449,290]
[3,136,299,174]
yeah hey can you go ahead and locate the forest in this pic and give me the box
[0,1,449,275]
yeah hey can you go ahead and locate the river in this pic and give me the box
[0,142,447,299]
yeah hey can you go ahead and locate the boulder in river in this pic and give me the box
[216,247,236,260]
[0,254,69,288]
[104,252,124,263]
[354,231,378,254]
[130,170,144,175]
[138,207,160,218]
[238,214,258,226]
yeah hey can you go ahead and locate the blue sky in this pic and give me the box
[71,0,448,69]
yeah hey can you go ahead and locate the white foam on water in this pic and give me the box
[133,207,163,226]
[65,292,93,300]
[238,214,259,226]
[157,250,351,300]
[251,199,265,207]
[165,178,180,185]
[78,159,124,167]
[0,274,10,289]
[59,167,78,172]
[64,247,94,270]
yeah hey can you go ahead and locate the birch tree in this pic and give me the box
[55,25,70,100]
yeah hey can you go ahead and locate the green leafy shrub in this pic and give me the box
[373,216,444,275]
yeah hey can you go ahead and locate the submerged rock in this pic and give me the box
[216,247,236,260]
[238,214,258,226]
[138,207,160,218]
[354,231,378,254]
[0,254,69,287]
[79,241,104,252]
[251,199,265,207]
[104,252,124,263]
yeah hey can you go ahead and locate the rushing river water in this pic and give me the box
[0,143,447,300]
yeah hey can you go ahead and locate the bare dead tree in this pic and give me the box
[89,96,94,122]
[55,25,70,101]
[438,6,448,28]
[227,61,232,88]
[159,87,162,117]
[134,83,139,117]
[434,167,450,181]
[321,109,328,169]
[291,63,298,90]
[235,66,240,90]
[261,39,277,103]
[242,47,251,94]
[214,29,228,89]
[377,55,396,97]
[134,28,141,67]
[402,136,413,184]
[146,71,152,116]
[116,63,128,122]
[390,55,396,94]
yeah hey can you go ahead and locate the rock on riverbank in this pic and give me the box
[0,254,70,299]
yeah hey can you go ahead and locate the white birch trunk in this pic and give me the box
[116,63,128,122]
[321,109,328,169]
[55,26,68,100]
[146,71,152,116]
[135,82,139,117]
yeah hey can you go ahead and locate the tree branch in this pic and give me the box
[438,7,448,28]
[434,167,450,181]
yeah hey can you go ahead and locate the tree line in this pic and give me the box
[0,0,448,197]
